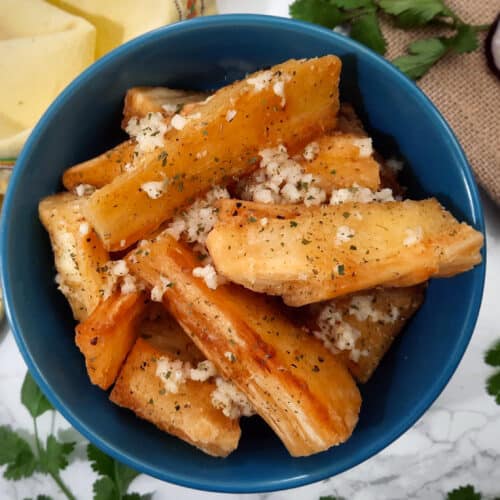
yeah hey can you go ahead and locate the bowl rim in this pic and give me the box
[0,13,486,493]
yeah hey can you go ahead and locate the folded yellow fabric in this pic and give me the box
[0,0,96,159]
[47,0,217,59]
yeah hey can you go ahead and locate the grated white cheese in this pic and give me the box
[111,260,129,277]
[225,109,237,122]
[348,295,400,324]
[193,264,220,290]
[162,103,180,115]
[403,227,423,246]
[120,274,138,294]
[78,222,90,236]
[74,184,95,197]
[247,70,273,91]
[335,225,355,245]
[313,303,365,362]
[272,80,286,107]
[189,360,217,382]
[330,185,394,205]
[171,113,187,130]
[303,141,320,161]
[211,377,255,419]
[352,138,373,158]
[126,112,168,153]
[141,179,168,199]
[156,358,190,394]
[165,186,229,246]
[239,145,326,206]
[150,275,174,302]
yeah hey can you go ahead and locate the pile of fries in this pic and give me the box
[39,56,483,458]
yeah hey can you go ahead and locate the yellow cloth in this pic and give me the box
[0,0,216,159]
[0,0,96,158]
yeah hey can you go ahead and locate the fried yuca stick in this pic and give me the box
[206,199,483,306]
[75,290,148,389]
[110,309,241,457]
[63,89,208,191]
[126,233,361,457]
[84,56,342,251]
[39,193,110,321]
[302,286,426,383]
[121,87,209,128]
[62,140,136,191]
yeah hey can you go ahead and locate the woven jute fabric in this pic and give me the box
[381,1,500,205]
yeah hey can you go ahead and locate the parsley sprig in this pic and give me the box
[289,0,489,80]
[485,339,500,405]
[0,372,149,500]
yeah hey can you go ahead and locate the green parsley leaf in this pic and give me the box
[486,371,500,405]
[290,220,298,227]
[379,0,447,29]
[393,37,447,79]
[289,0,346,29]
[350,11,387,55]
[93,476,117,500]
[446,484,482,500]
[0,426,38,480]
[319,496,339,500]
[446,24,479,54]
[123,494,153,500]
[39,436,75,475]
[87,444,115,478]
[485,339,500,367]
[21,372,53,418]
[332,0,372,8]
[114,462,140,494]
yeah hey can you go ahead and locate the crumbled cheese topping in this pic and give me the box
[141,180,168,199]
[348,295,400,324]
[162,103,180,115]
[111,260,129,277]
[74,184,95,197]
[260,217,268,227]
[189,360,217,382]
[171,113,187,130]
[155,357,254,419]
[224,351,236,362]
[303,141,320,161]
[313,303,366,362]
[335,225,355,245]
[272,80,286,107]
[150,275,174,302]
[239,145,326,207]
[330,185,394,205]
[78,222,90,236]
[247,70,273,91]
[156,358,189,394]
[126,112,169,153]
[403,227,423,246]
[120,274,138,294]
[351,138,373,158]
[211,377,255,419]
[193,264,222,290]
[123,162,135,172]
[225,109,237,122]
[165,186,229,246]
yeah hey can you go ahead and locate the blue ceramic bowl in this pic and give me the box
[0,14,486,493]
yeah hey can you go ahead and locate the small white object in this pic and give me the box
[303,141,320,161]
[171,114,187,130]
[225,109,237,122]
[272,80,286,107]
[78,222,90,236]
[335,226,355,245]
[247,70,273,91]
[111,260,128,277]
[75,184,95,197]
[351,138,373,158]
[192,264,219,290]
[150,275,173,302]
[211,377,255,419]
[141,180,167,199]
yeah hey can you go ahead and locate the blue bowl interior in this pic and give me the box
[1,15,485,493]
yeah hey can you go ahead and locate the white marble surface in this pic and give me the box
[1,2,499,499]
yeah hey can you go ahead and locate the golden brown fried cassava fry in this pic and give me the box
[39,193,110,320]
[62,140,136,191]
[121,86,209,128]
[303,286,426,383]
[110,310,241,457]
[84,56,342,251]
[206,199,483,306]
[126,233,361,457]
[75,291,148,389]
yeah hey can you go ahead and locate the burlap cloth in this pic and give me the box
[381,0,500,205]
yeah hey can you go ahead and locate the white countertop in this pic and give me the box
[1,2,499,499]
